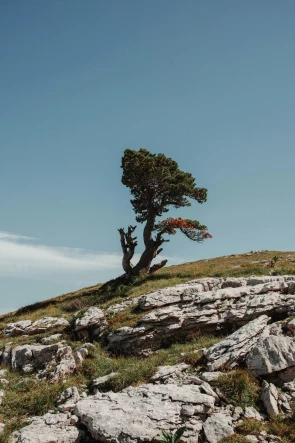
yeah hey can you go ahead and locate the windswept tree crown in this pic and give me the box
[121,148,207,223]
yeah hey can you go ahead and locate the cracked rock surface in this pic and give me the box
[108,276,295,356]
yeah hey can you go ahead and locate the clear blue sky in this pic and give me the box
[1,0,295,313]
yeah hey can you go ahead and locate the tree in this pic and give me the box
[118,148,212,276]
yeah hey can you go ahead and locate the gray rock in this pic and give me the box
[246,334,295,377]
[0,423,4,434]
[11,412,81,443]
[3,317,69,337]
[199,372,223,383]
[92,372,119,393]
[40,333,63,344]
[245,436,259,442]
[150,363,189,381]
[3,342,86,381]
[57,387,80,413]
[203,412,234,443]
[260,381,279,416]
[73,307,107,340]
[3,320,32,337]
[244,407,263,421]
[0,391,4,406]
[205,315,270,370]
[74,383,215,442]
[108,277,295,356]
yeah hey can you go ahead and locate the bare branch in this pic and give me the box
[118,225,137,274]
[149,259,168,274]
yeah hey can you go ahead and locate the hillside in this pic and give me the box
[0,250,295,443]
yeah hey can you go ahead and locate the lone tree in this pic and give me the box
[118,148,211,276]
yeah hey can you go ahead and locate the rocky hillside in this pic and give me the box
[0,251,295,443]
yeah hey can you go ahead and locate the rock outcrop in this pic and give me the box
[108,277,295,356]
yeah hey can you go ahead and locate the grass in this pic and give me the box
[1,250,295,329]
[212,370,261,409]
[0,250,295,442]
[80,335,220,392]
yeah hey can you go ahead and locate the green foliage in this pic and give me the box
[213,370,260,409]
[121,148,207,223]
[154,427,186,443]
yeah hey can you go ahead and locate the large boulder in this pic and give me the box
[74,383,216,442]
[1,342,86,381]
[108,277,295,356]
[73,307,107,340]
[246,331,295,380]
[204,315,270,371]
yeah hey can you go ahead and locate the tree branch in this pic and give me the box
[149,259,168,274]
[118,225,137,274]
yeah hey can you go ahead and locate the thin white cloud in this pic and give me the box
[0,232,182,279]
[0,232,35,241]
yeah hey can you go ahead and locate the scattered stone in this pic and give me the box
[245,436,259,442]
[199,372,223,383]
[244,407,263,421]
[260,381,279,416]
[73,307,107,340]
[150,363,189,381]
[57,387,80,412]
[203,412,234,443]
[40,333,63,345]
[92,372,120,393]
[0,391,4,406]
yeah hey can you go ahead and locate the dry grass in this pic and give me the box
[1,250,294,328]
[0,250,295,442]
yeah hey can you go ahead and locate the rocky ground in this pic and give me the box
[1,252,295,442]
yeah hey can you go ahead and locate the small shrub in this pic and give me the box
[154,427,186,443]
[212,370,260,409]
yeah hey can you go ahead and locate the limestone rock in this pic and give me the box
[74,383,215,442]
[57,387,80,412]
[40,333,63,345]
[73,307,107,340]
[244,407,263,421]
[3,320,32,337]
[107,277,295,356]
[150,363,189,382]
[3,317,69,337]
[203,412,234,443]
[246,333,295,378]
[2,342,86,381]
[92,372,120,393]
[205,315,270,370]
[199,372,223,383]
[260,381,279,416]
[11,412,81,443]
